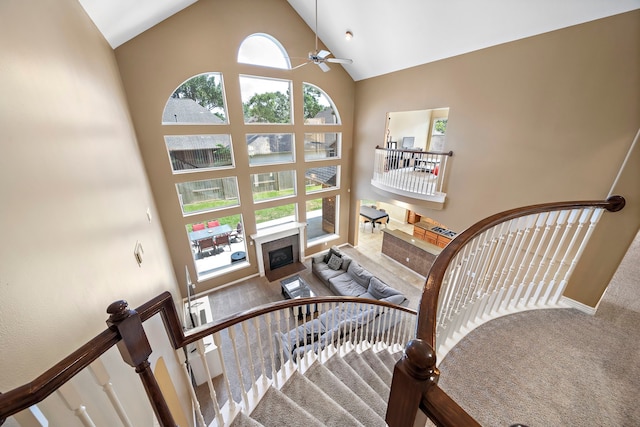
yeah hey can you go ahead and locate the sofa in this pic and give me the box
[275,246,408,362]
[311,246,407,306]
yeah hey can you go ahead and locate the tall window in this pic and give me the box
[251,170,296,202]
[304,132,341,161]
[255,203,297,230]
[240,76,292,124]
[306,196,338,244]
[247,133,295,165]
[161,33,346,283]
[176,177,239,215]
[165,135,234,172]
[305,166,339,193]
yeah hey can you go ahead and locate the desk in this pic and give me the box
[359,206,390,232]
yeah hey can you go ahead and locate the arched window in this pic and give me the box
[163,72,228,124]
[302,83,340,124]
[238,33,291,69]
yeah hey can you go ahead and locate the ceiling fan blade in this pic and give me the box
[291,61,311,70]
[317,62,331,72]
[326,57,353,64]
[317,50,330,59]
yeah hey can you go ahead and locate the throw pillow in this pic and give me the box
[347,261,373,287]
[327,254,343,270]
[323,247,342,263]
[368,276,402,299]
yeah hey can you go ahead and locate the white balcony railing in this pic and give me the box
[371,147,453,202]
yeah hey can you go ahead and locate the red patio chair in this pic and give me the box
[208,220,220,228]
[192,223,205,231]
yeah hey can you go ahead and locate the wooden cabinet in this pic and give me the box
[413,225,453,247]
[436,236,451,248]
[423,230,439,245]
[407,210,421,224]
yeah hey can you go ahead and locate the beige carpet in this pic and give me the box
[437,231,640,426]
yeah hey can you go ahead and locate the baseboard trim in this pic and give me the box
[560,296,597,315]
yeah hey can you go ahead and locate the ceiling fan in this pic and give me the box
[292,0,353,72]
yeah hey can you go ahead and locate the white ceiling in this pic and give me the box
[78,0,640,81]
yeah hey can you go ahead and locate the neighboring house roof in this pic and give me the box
[314,107,337,124]
[162,97,225,124]
[306,166,337,186]
[165,134,229,150]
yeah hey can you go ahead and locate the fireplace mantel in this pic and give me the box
[250,222,307,277]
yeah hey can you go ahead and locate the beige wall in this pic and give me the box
[0,0,181,422]
[115,0,355,296]
[352,11,640,306]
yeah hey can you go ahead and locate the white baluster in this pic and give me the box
[227,325,250,409]
[57,382,97,427]
[12,405,48,427]
[241,321,258,397]
[556,208,603,304]
[88,359,133,427]
[194,338,224,427]
[213,331,236,413]
[265,312,279,388]
[282,306,295,370]
[530,211,563,305]
[179,356,207,427]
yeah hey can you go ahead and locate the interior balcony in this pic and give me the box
[371,147,453,206]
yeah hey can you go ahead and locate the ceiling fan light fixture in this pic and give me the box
[345,31,353,41]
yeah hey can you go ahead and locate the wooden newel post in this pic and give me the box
[106,300,177,427]
[385,339,438,427]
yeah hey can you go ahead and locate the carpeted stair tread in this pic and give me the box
[230,411,264,427]
[305,361,387,426]
[375,348,402,372]
[360,348,393,384]
[250,386,324,427]
[323,354,388,418]
[344,350,390,401]
[281,369,364,426]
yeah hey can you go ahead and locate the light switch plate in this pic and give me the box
[134,241,144,266]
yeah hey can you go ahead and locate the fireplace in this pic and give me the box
[250,222,306,277]
[269,245,293,270]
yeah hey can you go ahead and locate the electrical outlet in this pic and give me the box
[406,257,410,262]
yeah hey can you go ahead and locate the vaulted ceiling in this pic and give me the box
[78,0,640,81]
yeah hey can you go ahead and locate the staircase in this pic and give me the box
[1,197,624,427]
[229,345,401,427]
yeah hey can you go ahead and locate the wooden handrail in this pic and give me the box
[3,195,624,426]
[417,195,624,348]
[385,195,625,427]
[0,329,120,424]
[0,292,415,423]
